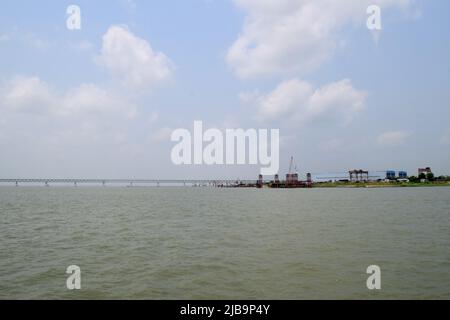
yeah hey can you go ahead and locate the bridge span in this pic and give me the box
[0,178,258,187]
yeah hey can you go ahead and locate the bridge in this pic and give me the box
[0,178,259,187]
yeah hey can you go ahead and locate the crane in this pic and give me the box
[288,156,294,175]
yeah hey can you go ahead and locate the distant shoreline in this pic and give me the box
[313,182,450,188]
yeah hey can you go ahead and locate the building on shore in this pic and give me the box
[418,167,433,176]
[399,171,408,179]
[349,170,369,182]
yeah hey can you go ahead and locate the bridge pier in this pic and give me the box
[15,181,18,187]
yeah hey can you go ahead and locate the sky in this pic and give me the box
[0,0,449,179]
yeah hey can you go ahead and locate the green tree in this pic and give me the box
[418,173,426,180]
[426,172,435,181]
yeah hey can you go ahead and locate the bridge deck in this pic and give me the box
[0,179,258,185]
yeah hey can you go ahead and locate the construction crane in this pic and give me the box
[288,156,295,175]
[286,156,299,185]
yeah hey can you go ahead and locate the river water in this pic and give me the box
[0,186,449,299]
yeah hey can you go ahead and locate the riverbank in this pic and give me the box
[313,181,450,188]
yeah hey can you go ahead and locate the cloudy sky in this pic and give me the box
[0,0,449,179]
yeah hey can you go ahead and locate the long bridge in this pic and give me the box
[0,178,259,187]
[0,170,405,187]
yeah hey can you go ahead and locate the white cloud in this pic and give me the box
[377,130,411,146]
[0,76,137,119]
[227,0,414,78]
[1,76,57,115]
[258,79,314,120]
[62,83,137,119]
[0,76,142,155]
[244,78,366,126]
[0,23,176,152]
[97,25,173,91]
